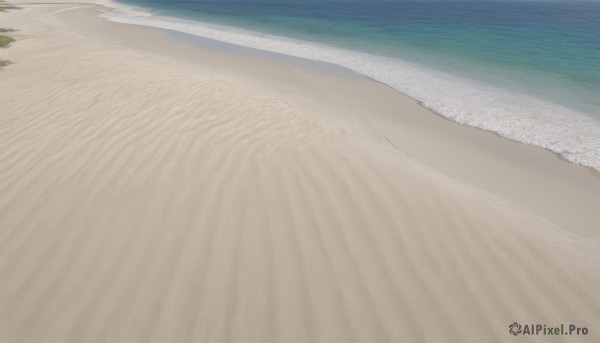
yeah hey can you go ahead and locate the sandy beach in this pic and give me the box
[1,2,599,342]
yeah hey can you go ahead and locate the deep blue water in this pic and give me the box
[101,0,600,169]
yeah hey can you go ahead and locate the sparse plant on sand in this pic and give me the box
[0,28,14,68]
[0,1,17,67]
[0,34,14,47]
[0,0,18,11]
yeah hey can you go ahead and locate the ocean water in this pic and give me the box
[98,0,600,170]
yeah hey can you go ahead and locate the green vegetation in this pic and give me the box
[0,1,16,68]
[0,26,14,68]
[0,34,14,47]
[0,0,18,11]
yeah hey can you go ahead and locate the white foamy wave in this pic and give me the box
[95,0,152,17]
[97,3,600,170]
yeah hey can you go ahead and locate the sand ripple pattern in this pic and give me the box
[1,8,599,342]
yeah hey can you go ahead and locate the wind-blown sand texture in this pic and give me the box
[0,3,599,342]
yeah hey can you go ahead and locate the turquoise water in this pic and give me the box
[100,0,600,169]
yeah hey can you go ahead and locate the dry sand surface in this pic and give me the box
[0,3,599,342]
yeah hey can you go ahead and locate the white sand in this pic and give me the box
[0,3,599,342]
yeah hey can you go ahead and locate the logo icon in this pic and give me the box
[509,322,523,336]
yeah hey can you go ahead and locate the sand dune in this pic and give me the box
[0,4,599,342]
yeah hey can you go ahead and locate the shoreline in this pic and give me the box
[56,2,600,238]
[163,30,370,81]
[96,0,600,172]
[1,3,600,342]
[163,25,600,178]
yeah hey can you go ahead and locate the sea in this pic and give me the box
[97,0,600,170]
